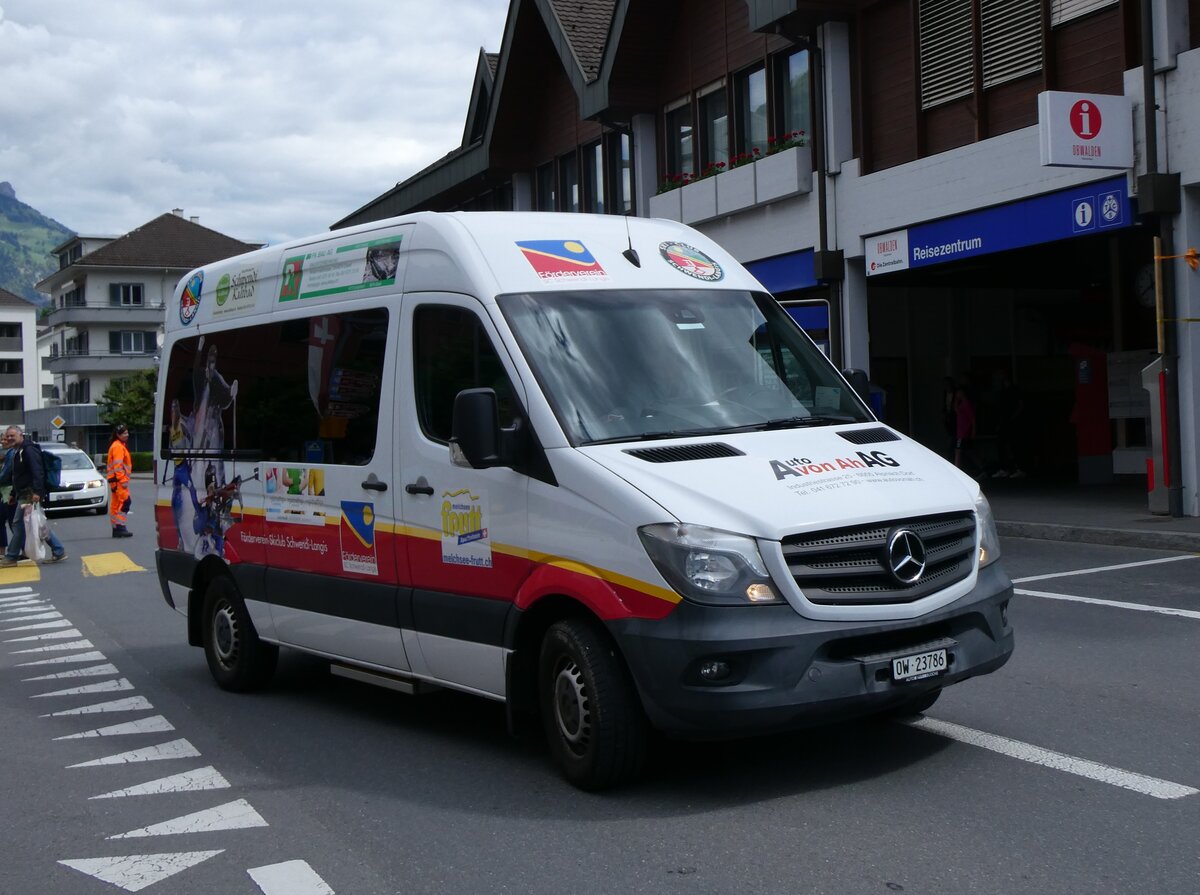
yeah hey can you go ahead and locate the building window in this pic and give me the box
[664,98,695,178]
[777,50,812,139]
[583,142,605,214]
[1051,0,1117,26]
[559,151,580,212]
[698,81,729,171]
[536,162,556,211]
[111,331,157,355]
[61,287,84,307]
[736,66,769,158]
[920,0,1044,109]
[0,323,20,339]
[110,283,145,307]
[605,131,634,215]
[0,396,23,412]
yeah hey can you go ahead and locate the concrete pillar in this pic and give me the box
[842,259,871,373]
[511,172,533,211]
[631,113,658,217]
[1172,185,1200,515]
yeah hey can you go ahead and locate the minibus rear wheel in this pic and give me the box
[538,619,647,790]
[201,576,277,692]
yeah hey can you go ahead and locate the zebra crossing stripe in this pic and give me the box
[90,765,229,799]
[68,738,200,768]
[56,715,175,740]
[13,639,93,654]
[249,860,336,894]
[42,696,153,717]
[18,650,106,666]
[6,628,83,642]
[109,798,268,839]
[7,612,66,626]
[34,678,134,698]
[25,663,119,680]
[59,850,224,892]
[2,618,72,633]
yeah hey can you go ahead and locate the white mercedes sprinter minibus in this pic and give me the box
[154,212,1013,789]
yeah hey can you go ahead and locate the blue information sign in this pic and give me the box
[906,176,1130,270]
[745,249,817,293]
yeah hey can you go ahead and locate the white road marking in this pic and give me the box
[34,678,134,698]
[59,850,224,892]
[43,696,153,717]
[0,600,49,611]
[91,766,229,799]
[1,607,58,618]
[109,798,268,839]
[1013,553,1200,584]
[12,639,93,654]
[1017,588,1200,621]
[249,860,335,895]
[7,611,66,625]
[18,650,106,666]
[6,628,83,642]
[0,586,36,596]
[907,717,1199,800]
[25,663,119,680]
[68,738,200,768]
[2,618,72,632]
[57,715,175,740]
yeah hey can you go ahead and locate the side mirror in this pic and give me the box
[450,388,501,469]
[842,368,871,405]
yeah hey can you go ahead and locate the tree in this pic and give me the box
[97,367,158,429]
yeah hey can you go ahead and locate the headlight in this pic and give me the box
[87,479,104,489]
[638,523,782,606]
[976,494,1001,567]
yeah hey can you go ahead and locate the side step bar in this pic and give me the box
[329,662,442,696]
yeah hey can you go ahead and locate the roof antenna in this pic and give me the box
[621,213,641,267]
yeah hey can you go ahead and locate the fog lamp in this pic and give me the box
[698,660,731,682]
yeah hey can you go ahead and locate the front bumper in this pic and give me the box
[611,562,1014,737]
[44,487,108,513]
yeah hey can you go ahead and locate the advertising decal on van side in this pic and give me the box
[279,235,404,302]
[440,487,492,568]
[339,502,378,575]
[658,242,724,281]
[515,239,607,280]
[213,267,260,319]
[179,272,203,324]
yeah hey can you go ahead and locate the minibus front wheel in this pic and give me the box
[201,576,278,692]
[538,618,647,790]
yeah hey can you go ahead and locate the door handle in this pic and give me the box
[405,483,434,496]
[361,478,388,492]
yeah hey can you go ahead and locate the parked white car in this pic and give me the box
[39,444,110,515]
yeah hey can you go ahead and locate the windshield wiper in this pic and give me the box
[757,414,854,431]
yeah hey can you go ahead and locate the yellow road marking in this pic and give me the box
[81,553,147,577]
[0,561,40,583]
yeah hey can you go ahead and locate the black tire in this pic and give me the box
[201,576,277,692]
[882,687,942,719]
[538,618,647,790]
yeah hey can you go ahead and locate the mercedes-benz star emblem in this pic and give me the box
[885,528,927,585]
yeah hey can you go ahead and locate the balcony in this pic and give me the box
[0,337,22,352]
[648,145,813,224]
[46,350,158,375]
[0,373,24,389]
[45,302,167,327]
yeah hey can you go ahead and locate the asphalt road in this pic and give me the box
[1,479,1197,894]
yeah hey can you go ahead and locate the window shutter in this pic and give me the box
[919,0,975,109]
[109,283,120,306]
[1051,0,1118,26]
[981,0,1043,88]
[110,331,122,354]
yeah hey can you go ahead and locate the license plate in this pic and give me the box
[892,648,947,682]
[48,492,72,502]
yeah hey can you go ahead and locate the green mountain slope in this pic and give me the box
[0,182,74,305]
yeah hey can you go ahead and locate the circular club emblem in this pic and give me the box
[179,272,203,324]
[1069,100,1101,141]
[659,241,724,281]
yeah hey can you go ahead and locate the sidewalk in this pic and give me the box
[984,478,1200,553]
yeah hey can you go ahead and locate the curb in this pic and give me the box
[998,520,1200,553]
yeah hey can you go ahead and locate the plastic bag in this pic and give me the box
[23,503,51,563]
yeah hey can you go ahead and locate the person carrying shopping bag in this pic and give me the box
[107,424,134,538]
[0,426,66,566]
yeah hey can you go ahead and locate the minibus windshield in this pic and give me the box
[498,289,873,446]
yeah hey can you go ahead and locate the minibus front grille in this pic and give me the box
[781,511,976,606]
[624,443,744,463]
[836,427,901,445]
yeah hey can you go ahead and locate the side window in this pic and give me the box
[413,305,518,444]
[160,308,388,466]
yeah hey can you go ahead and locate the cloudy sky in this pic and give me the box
[0,1,509,246]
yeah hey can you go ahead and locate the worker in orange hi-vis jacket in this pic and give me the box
[106,424,133,538]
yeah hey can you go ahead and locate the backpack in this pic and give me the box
[40,447,63,489]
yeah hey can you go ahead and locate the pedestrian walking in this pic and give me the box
[0,429,17,549]
[107,424,134,538]
[0,426,67,566]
